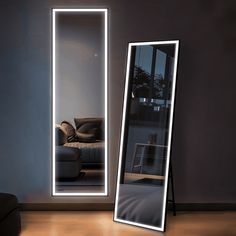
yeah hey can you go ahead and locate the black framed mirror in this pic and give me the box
[114,40,179,231]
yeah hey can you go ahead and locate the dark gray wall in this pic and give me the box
[56,13,104,124]
[0,0,236,204]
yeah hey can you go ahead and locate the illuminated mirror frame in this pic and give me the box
[114,40,179,231]
[52,9,108,196]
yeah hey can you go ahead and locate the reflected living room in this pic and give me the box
[54,12,106,194]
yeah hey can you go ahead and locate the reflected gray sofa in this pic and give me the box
[56,146,81,179]
[56,118,105,168]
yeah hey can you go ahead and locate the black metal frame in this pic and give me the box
[168,161,176,216]
[114,40,180,232]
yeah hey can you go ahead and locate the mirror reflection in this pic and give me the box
[114,41,179,231]
[52,9,107,196]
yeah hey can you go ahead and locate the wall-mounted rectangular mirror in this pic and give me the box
[52,9,108,196]
[114,41,179,231]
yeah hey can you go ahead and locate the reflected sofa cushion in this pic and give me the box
[61,121,78,142]
[76,132,96,143]
[74,118,104,141]
[76,122,100,142]
[55,126,67,145]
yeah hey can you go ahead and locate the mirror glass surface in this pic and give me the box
[114,41,179,231]
[52,9,107,196]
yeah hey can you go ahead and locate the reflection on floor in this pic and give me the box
[124,172,165,186]
[56,186,103,193]
[132,178,164,186]
[56,169,104,193]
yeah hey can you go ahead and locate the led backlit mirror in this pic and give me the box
[52,9,108,196]
[114,41,179,231]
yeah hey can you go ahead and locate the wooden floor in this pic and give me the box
[20,211,236,236]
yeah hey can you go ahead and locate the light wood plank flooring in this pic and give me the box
[20,211,236,236]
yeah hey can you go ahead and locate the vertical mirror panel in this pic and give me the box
[52,9,107,196]
[114,41,179,231]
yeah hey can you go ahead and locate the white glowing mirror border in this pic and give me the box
[52,8,108,196]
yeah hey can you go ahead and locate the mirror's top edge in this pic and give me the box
[52,8,108,13]
[129,40,179,47]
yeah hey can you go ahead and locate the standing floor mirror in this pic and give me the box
[52,9,108,196]
[114,40,179,231]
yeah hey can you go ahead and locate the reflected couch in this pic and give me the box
[56,118,105,168]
